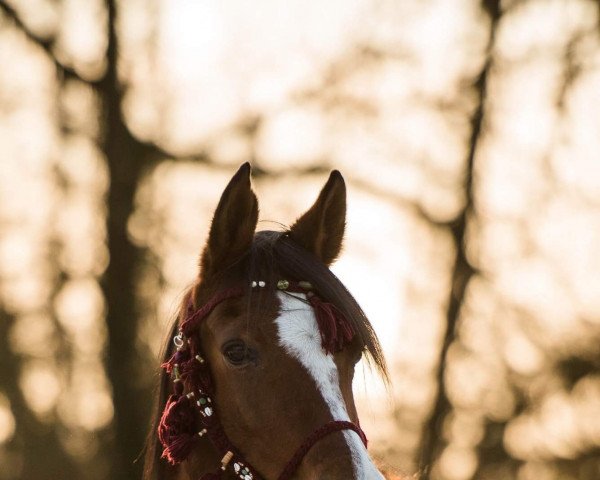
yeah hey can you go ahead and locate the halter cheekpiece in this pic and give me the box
[158,279,367,480]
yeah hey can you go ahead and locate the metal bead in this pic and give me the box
[195,355,205,364]
[172,364,181,382]
[198,428,207,437]
[221,451,234,470]
[277,279,289,290]
[173,332,184,348]
[186,392,195,399]
[298,280,313,290]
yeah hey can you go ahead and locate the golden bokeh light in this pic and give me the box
[0,394,16,445]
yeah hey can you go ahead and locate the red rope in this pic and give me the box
[157,393,198,464]
[181,286,245,336]
[276,420,368,480]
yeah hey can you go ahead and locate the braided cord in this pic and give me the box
[276,420,367,480]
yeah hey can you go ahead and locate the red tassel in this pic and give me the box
[162,349,190,375]
[157,393,197,464]
[308,294,355,354]
[180,357,213,392]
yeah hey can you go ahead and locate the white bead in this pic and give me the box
[251,281,257,287]
[258,281,266,287]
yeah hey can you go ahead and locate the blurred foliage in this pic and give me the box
[0,0,600,479]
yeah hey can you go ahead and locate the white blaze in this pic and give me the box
[275,292,384,479]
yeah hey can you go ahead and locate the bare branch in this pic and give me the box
[0,0,99,85]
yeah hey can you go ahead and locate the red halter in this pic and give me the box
[158,280,367,480]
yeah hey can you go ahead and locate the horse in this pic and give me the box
[143,163,392,480]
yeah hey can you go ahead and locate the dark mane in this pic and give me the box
[249,230,389,381]
[143,291,193,480]
[143,230,388,480]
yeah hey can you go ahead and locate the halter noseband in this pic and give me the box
[158,280,368,480]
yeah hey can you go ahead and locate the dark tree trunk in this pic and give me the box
[0,309,79,480]
[417,1,501,478]
[471,420,521,479]
[98,1,154,479]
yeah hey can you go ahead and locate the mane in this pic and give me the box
[143,230,388,480]
[249,230,389,380]
[143,290,193,480]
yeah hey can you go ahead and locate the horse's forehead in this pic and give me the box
[274,292,321,344]
[202,288,281,335]
[275,292,350,419]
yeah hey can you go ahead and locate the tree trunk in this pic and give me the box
[99,1,153,479]
[417,1,501,478]
[0,309,79,480]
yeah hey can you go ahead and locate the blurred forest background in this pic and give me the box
[1,0,599,479]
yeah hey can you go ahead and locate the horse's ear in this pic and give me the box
[199,162,258,279]
[288,170,346,266]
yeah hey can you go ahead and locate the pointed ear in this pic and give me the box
[199,163,258,279]
[288,170,346,266]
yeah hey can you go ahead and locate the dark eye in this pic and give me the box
[222,340,256,366]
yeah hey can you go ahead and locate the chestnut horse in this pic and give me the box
[143,163,390,480]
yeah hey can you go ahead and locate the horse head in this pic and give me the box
[144,163,389,480]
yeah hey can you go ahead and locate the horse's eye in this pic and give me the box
[222,340,254,366]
